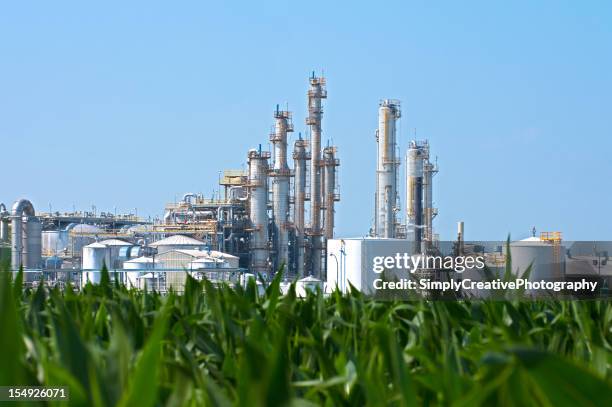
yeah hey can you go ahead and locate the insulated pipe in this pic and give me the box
[306,74,327,277]
[11,199,36,270]
[375,100,401,238]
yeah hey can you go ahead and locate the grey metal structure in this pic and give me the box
[247,147,271,274]
[322,146,340,240]
[422,147,438,247]
[11,199,42,270]
[293,135,309,277]
[375,99,401,238]
[0,203,8,243]
[306,74,327,277]
[270,106,293,272]
[406,141,425,251]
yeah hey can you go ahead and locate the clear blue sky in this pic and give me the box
[1,1,611,240]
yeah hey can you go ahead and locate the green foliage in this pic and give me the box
[0,264,611,406]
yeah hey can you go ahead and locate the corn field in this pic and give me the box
[1,265,611,407]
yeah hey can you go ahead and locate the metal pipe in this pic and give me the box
[375,99,401,238]
[306,74,327,277]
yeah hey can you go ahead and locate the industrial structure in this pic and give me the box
[374,99,401,239]
[1,73,342,291]
[3,83,610,298]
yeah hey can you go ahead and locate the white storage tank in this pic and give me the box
[98,239,133,269]
[42,230,69,256]
[507,236,565,281]
[148,234,207,254]
[82,242,110,285]
[326,238,414,294]
[68,224,103,256]
[123,256,154,288]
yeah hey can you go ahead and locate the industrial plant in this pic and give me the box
[1,74,609,296]
[0,73,341,291]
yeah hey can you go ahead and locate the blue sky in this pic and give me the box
[1,1,611,240]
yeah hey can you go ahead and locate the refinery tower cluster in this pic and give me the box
[0,74,341,290]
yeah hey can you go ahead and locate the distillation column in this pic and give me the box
[406,142,425,253]
[293,136,309,277]
[306,74,327,277]
[270,106,293,272]
[375,99,401,238]
[422,147,438,248]
[247,148,271,275]
[323,146,339,239]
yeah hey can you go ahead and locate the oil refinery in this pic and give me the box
[0,74,609,296]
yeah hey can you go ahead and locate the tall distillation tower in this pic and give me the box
[269,106,293,272]
[406,140,437,252]
[322,146,339,240]
[306,74,327,277]
[293,135,309,277]
[375,99,401,238]
[247,147,271,274]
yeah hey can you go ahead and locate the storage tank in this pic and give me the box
[98,239,133,269]
[148,234,207,255]
[68,224,103,256]
[82,242,110,285]
[123,256,154,288]
[508,236,565,281]
[42,230,70,256]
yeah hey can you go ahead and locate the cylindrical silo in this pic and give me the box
[375,99,401,238]
[306,74,327,278]
[82,242,110,285]
[270,106,293,273]
[508,236,565,282]
[293,136,308,277]
[406,142,424,252]
[248,148,270,274]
